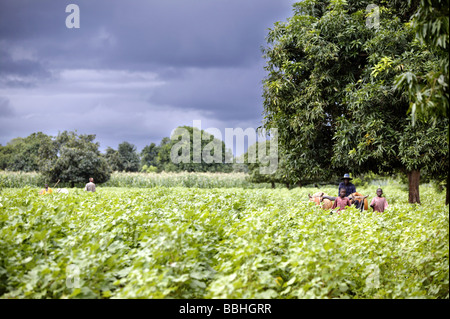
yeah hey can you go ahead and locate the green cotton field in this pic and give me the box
[0,185,448,299]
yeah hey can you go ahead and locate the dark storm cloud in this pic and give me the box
[0,97,14,117]
[0,49,44,76]
[0,48,52,87]
[149,66,265,121]
[0,0,295,153]
[1,0,292,70]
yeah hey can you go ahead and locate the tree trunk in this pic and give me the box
[285,183,290,189]
[271,181,275,189]
[447,121,449,206]
[446,172,449,206]
[408,170,421,204]
[70,181,74,188]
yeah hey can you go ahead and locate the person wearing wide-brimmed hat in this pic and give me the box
[338,173,356,197]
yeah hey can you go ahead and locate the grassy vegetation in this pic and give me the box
[0,171,275,189]
[0,184,447,299]
[103,172,270,189]
[0,171,45,188]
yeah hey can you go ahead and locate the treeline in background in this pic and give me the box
[0,127,283,188]
[2,127,436,191]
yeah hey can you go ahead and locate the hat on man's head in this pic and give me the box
[341,173,352,180]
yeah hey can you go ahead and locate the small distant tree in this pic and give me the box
[117,142,140,172]
[105,142,140,172]
[156,127,233,173]
[140,143,160,170]
[105,147,121,172]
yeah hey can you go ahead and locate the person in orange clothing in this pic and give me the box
[330,188,352,214]
[39,184,53,195]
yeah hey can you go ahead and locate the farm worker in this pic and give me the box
[39,184,53,195]
[84,177,96,192]
[338,173,356,197]
[330,188,352,214]
[370,188,389,212]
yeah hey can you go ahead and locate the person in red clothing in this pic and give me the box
[330,188,352,214]
[370,188,389,212]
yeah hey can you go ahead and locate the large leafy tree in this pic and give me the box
[262,0,448,203]
[330,2,448,204]
[395,0,449,123]
[394,0,449,204]
[0,132,53,172]
[40,131,111,187]
[262,0,374,183]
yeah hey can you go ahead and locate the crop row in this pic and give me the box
[0,171,272,189]
[0,185,448,298]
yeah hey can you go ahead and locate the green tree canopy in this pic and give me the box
[39,131,111,186]
[0,132,53,172]
[394,0,449,123]
[117,142,140,172]
[156,126,233,173]
[105,147,121,172]
[140,143,160,169]
[105,142,140,172]
[262,0,448,203]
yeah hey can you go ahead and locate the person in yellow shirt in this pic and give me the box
[39,184,53,195]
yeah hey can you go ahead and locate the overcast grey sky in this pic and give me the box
[0,0,295,154]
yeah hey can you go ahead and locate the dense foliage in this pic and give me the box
[140,143,160,170]
[262,0,449,203]
[0,131,111,186]
[395,0,449,123]
[0,185,447,299]
[156,126,233,173]
[105,142,140,173]
[0,133,53,172]
[39,131,111,186]
[1,127,240,176]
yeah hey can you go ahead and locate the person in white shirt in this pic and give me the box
[85,177,96,192]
